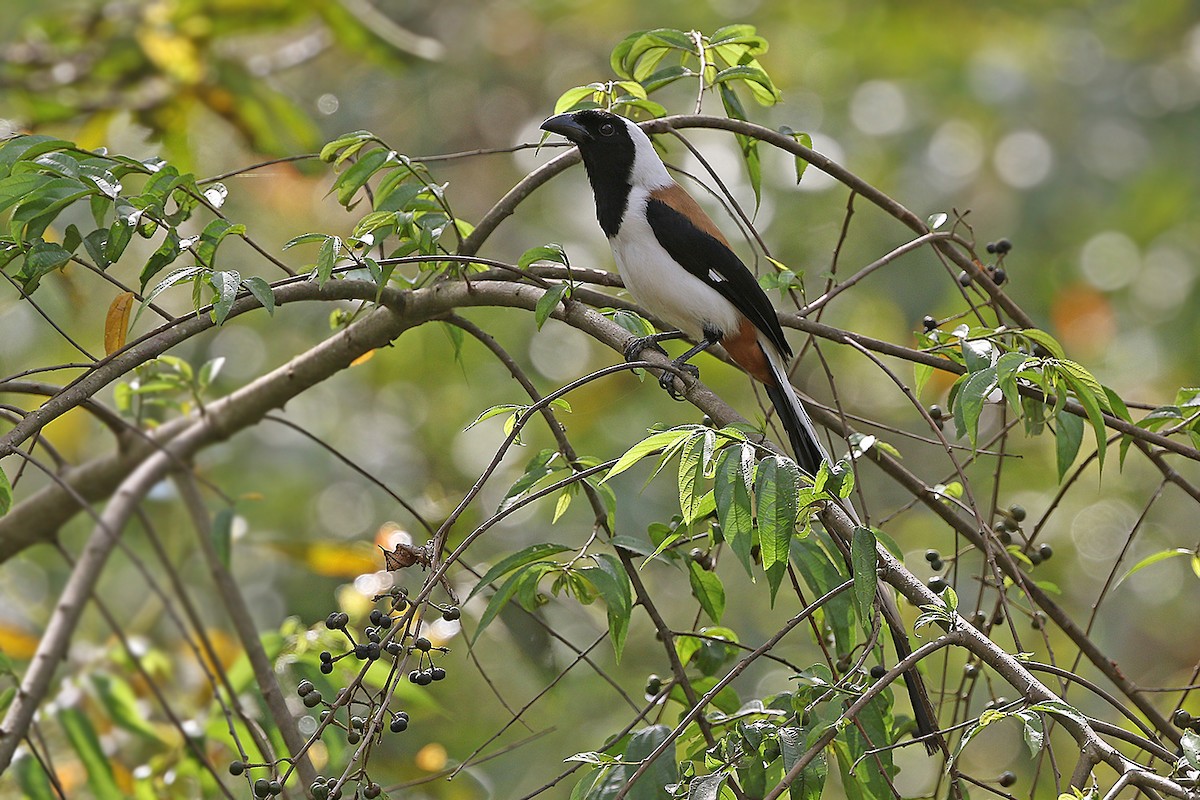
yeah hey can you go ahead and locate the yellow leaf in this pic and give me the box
[350,349,376,367]
[104,291,135,355]
[0,623,40,659]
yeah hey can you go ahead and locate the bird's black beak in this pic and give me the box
[540,113,589,143]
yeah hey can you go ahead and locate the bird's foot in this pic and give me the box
[659,362,699,400]
[623,335,669,362]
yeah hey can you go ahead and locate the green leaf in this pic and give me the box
[677,431,714,524]
[554,86,599,114]
[472,564,542,644]
[793,538,855,655]
[832,690,893,800]
[1060,371,1107,472]
[588,553,633,659]
[283,232,331,250]
[687,771,729,800]
[466,542,571,602]
[0,465,11,517]
[592,724,677,800]
[194,218,244,270]
[780,725,826,800]
[13,752,55,800]
[334,147,391,207]
[210,270,241,325]
[605,428,695,482]
[138,230,182,290]
[850,527,878,630]
[1019,328,1065,359]
[241,275,276,315]
[535,282,570,330]
[913,362,933,400]
[91,673,161,741]
[316,235,341,285]
[714,446,755,577]
[953,367,998,448]
[212,508,233,570]
[688,560,726,624]
[15,240,72,292]
[756,455,800,601]
[1054,410,1085,481]
[58,707,124,800]
[519,243,569,271]
[1115,548,1194,588]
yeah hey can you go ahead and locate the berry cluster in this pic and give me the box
[226,587,465,798]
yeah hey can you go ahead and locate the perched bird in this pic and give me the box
[541,108,940,752]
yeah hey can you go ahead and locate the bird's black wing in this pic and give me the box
[645,198,791,358]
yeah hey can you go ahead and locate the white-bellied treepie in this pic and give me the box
[541,108,940,752]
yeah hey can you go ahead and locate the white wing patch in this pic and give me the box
[708,268,725,283]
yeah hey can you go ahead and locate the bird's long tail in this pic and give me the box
[760,340,941,753]
[761,343,830,477]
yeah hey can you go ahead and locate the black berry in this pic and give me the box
[1172,709,1193,728]
[431,667,447,681]
[958,270,972,286]
[922,315,938,332]
[390,716,409,733]
[924,549,940,563]
[928,404,943,421]
[303,691,323,708]
[320,661,333,674]
[1038,544,1053,560]
[297,680,315,697]
[413,637,432,652]
[442,606,461,621]
[994,238,1012,254]
[992,268,1007,285]
[869,664,887,679]
[229,761,246,776]
[998,771,1017,787]
[1008,504,1026,522]
[254,778,271,798]
[928,576,947,593]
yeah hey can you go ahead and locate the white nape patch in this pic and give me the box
[707,269,725,283]
[620,116,673,191]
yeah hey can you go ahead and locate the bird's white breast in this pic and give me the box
[609,187,742,341]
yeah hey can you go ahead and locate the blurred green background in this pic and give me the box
[2,0,1199,797]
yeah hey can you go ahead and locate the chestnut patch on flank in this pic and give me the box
[649,184,731,247]
[722,317,773,384]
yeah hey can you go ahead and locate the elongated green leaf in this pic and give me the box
[714,447,755,577]
[592,724,677,800]
[1019,328,1065,359]
[472,563,545,644]
[210,269,240,325]
[953,367,998,447]
[0,465,11,517]
[850,527,878,630]
[466,542,571,602]
[535,282,570,330]
[15,240,72,292]
[687,771,729,800]
[780,725,827,800]
[757,455,800,601]
[519,243,569,270]
[589,553,633,660]
[194,218,243,269]
[241,275,276,315]
[793,538,854,655]
[58,707,123,800]
[334,147,390,207]
[1061,371,1107,471]
[1055,410,1084,481]
[13,752,55,800]
[316,234,341,285]
[605,428,695,482]
[688,561,726,624]
[678,433,713,524]
[138,230,182,289]
[1115,547,1194,588]
[91,673,160,741]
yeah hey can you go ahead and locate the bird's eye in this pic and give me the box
[599,122,616,136]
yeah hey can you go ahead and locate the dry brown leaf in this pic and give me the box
[104,291,135,355]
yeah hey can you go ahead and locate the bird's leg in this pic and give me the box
[623,330,686,362]
[658,324,722,400]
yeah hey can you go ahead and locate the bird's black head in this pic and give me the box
[541,109,641,237]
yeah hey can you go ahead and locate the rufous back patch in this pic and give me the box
[649,184,731,247]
